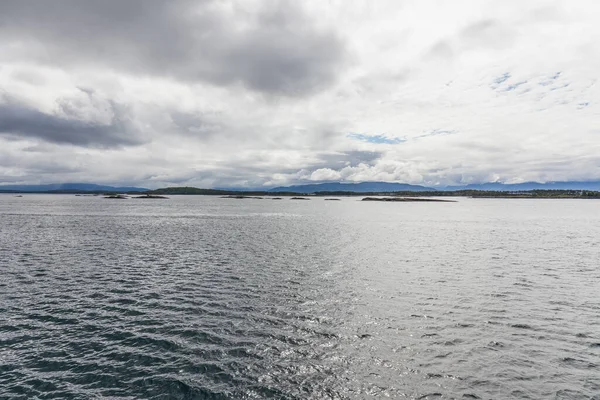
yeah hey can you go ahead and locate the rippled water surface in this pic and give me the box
[1,194,600,399]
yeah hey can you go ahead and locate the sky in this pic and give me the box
[1,0,599,189]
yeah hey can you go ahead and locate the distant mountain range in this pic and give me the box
[440,181,600,191]
[0,183,148,193]
[3,180,600,194]
[269,182,433,193]
[269,180,600,193]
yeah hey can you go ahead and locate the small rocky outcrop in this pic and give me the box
[133,194,169,199]
[221,195,263,199]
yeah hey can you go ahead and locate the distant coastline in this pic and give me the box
[143,188,600,199]
[5,180,600,195]
[3,185,600,199]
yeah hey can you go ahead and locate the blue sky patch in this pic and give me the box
[577,102,590,109]
[347,133,406,144]
[494,72,511,85]
[492,72,530,93]
[540,71,563,86]
[550,83,570,91]
[503,81,528,91]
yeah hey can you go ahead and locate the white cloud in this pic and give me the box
[310,168,342,181]
[1,0,600,188]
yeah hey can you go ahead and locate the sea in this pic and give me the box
[1,194,599,399]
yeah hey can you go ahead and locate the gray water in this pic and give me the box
[1,195,599,399]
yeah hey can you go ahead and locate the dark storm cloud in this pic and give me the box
[0,0,346,97]
[0,95,142,147]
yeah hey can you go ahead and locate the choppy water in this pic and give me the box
[1,194,599,399]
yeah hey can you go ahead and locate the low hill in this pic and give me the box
[148,187,231,195]
[0,183,148,193]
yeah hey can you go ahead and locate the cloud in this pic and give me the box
[0,91,142,147]
[493,73,511,86]
[169,110,224,139]
[416,129,457,139]
[0,0,346,97]
[309,168,341,181]
[347,133,406,144]
[459,19,516,50]
[315,151,383,169]
[1,1,600,188]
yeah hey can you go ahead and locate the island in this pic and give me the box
[221,195,263,199]
[133,194,168,199]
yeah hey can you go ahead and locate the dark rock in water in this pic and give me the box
[133,194,168,199]
[104,194,128,199]
[291,197,310,200]
[510,323,534,330]
[221,195,263,199]
[15,195,23,197]
[324,198,341,201]
[271,197,283,200]
[361,197,456,202]
[417,393,443,399]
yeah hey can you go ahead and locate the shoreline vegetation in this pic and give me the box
[3,186,600,199]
